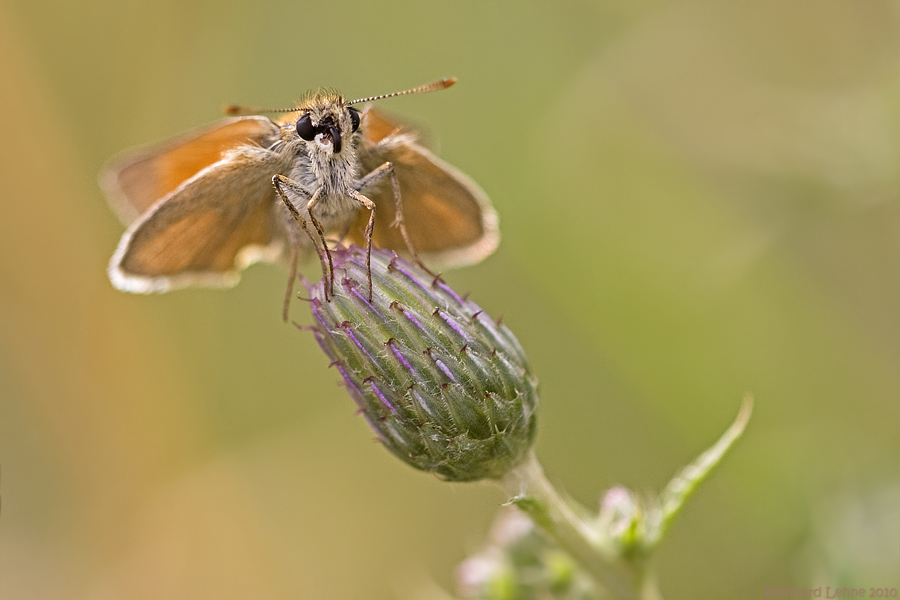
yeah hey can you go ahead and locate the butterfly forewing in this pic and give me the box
[101,116,280,224]
[353,107,499,268]
[108,143,294,293]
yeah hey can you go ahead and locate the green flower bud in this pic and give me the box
[304,246,539,482]
[457,508,595,599]
[598,486,642,554]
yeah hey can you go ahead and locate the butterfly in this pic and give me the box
[101,78,499,317]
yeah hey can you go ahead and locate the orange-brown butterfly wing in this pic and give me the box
[108,143,297,293]
[351,107,499,269]
[100,116,280,224]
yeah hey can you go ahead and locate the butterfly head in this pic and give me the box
[293,92,361,156]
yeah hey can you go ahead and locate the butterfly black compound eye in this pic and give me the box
[295,113,316,141]
[348,106,361,132]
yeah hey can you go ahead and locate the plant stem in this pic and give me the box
[499,452,637,600]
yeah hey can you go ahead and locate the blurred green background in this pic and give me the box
[1,0,898,598]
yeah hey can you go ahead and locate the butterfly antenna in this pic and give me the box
[223,104,301,116]
[348,77,457,105]
[224,78,457,115]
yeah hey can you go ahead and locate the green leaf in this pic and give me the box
[647,395,753,548]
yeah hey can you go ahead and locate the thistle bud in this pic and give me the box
[304,246,539,482]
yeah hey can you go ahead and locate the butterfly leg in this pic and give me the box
[348,190,376,301]
[273,175,333,301]
[281,242,299,321]
[304,189,335,297]
[357,162,436,277]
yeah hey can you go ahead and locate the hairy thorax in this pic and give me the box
[285,138,361,223]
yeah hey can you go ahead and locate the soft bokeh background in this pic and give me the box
[1,0,898,598]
